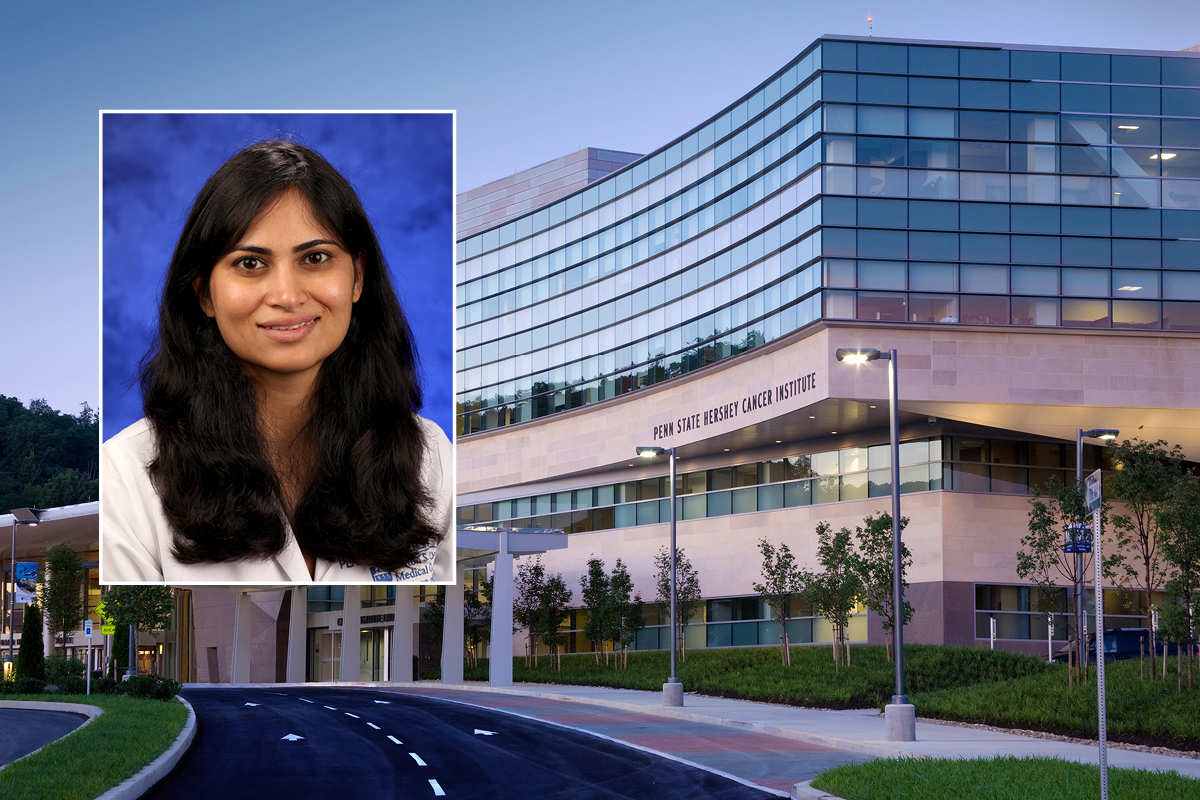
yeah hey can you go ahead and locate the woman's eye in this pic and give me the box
[304,251,331,265]
[235,256,264,271]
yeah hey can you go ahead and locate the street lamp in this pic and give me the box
[636,445,683,707]
[836,347,914,741]
[1073,429,1118,670]
[8,508,40,665]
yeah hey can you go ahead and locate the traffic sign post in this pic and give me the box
[1085,469,1108,800]
[84,620,93,695]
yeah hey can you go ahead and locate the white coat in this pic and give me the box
[100,417,453,584]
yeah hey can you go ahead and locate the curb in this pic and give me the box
[0,700,102,772]
[95,696,196,800]
[791,780,844,799]
[389,681,914,760]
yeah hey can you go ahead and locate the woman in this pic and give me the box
[102,139,453,583]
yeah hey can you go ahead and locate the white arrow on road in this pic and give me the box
[244,703,260,707]
[474,729,498,736]
[373,700,391,704]
[280,734,305,741]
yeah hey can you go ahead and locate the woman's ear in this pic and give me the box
[192,276,215,317]
[353,255,364,303]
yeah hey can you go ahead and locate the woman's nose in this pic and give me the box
[265,266,308,308]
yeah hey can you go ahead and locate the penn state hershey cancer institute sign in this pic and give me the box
[648,369,820,447]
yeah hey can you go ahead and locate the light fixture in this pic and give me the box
[836,348,882,364]
[870,405,877,409]
[1117,125,1139,130]
[809,415,816,419]
[1117,286,1142,292]
[1150,153,1177,160]
[836,345,911,740]
[634,443,683,707]
[1083,429,1120,440]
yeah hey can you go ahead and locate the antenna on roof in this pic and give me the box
[867,8,873,36]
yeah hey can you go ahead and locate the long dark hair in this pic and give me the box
[140,139,442,570]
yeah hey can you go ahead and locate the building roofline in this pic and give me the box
[820,33,1200,60]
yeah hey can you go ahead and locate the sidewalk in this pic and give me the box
[383,681,1200,796]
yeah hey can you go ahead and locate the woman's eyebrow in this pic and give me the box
[227,239,343,256]
[293,238,343,253]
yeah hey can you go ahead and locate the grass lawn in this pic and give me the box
[466,643,1047,708]
[0,694,187,800]
[918,658,1200,750]
[810,755,1200,800]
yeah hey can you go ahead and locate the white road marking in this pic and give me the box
[429,779,445,796]
[374,700,391,704]
[345,713,360,718]
[473,729,497,735]
[409,752,427,767]
[324,706,337,710]
[280,734,304,741]
[299,698,314,703]
[367,722,380,729]
[388,735,403,745]
[244,703,260,707]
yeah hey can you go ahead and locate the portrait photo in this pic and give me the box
[100,111,455,585]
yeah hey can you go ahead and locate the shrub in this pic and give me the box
[0,681,18,695]
[60,675,87,695]
[92,676,119,695]
[45,656,86,685]
[121,675,180,700]
[16,677,46,694]
[42,683,63,694]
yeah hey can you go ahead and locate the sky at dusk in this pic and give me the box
[5,0,1199,427]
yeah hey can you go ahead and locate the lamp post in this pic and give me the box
[1073,429,1118,669]
[636,445,682,707]
[835,347,913,741]
[7,508,41,664]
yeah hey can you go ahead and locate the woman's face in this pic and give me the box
[196,189,363,388]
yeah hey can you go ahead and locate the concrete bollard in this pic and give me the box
[885,703,916,741]
[662,682,684,707]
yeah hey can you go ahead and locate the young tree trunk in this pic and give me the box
[680,624,687,664]
[593,641,600,665]
[780,625,791,667]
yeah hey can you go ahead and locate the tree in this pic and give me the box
[1108,437,1187,678]
[514,558,547,667]
[1018,475,1115,684]
[849,512,913,663]
[1158,475,1200,688]
[534,573,572,671]
[653,546,702,662]
[422,585,446,654]
[100,585,175,633]
[752,539,808,666]
[42,544,84,655]
[607,558,643,669]
[16,602,45,681]
[464,572,493,668]
[805,522,862,669]
[580,556,610,664]
[100,585,174,677]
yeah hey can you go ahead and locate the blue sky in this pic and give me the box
[5,0,1199,423]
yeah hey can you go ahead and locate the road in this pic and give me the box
[0,707,89,765]
[149,687,777,799]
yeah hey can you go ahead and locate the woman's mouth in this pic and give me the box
[259,316,319,342]
[264,319,316,331]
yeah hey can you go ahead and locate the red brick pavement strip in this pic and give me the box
[391,687,848,797]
